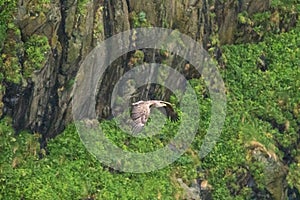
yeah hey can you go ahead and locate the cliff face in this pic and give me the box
[2,0,294,138]
[1,1,298,199]
[4,0,104,138]
[5,0,296,142]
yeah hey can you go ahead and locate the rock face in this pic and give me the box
[177,178,212,200]
[177,178,201,200]
[1,1,296,199]
[2,0,294,140]
[5,0,105,139]
[246,141,288,200]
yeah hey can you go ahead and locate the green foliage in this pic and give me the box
[236,0,299,42]
[0,0,17,46]
[66,78,75,90]
[130,11,151,28]
[0,1,52,91]
[77,0,89,15]
[0,119,186,199]
[287,163,300,191]
[1,26,299,199]
[26,0,51,13]
[0,0,22,86]
[237,11,253,25]
[0,1,299,199]
[211,24,300,199]
[0,0,51,86]
[271,0,300,11]
[0,32,50,91]
[23,35,50,78]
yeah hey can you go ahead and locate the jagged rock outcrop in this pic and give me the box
[177,178,212,200]
[246,141,288,200]
[177,178,202,200]
[5,0,105,138]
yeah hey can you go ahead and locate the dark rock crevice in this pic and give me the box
[3,0,297,143]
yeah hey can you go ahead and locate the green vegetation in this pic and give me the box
[130,11,151,28]
[77,0,89,15]
[204,24,300,199]
[0,0,21,86]
[0,118,186,199]
[0,0,17,46]
[0,5,50,90]
[93,5,104,40]
[23,34,50,78]
[235,0,299,43]
[0,32,50,85]
[0,0,299,199]
[1,23,299,198]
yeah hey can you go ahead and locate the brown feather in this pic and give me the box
[130,100,179,133]
[163,103,179,121]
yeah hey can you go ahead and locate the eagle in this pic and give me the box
[130,100,179,133]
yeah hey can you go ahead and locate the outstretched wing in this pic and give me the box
[161,101,179,122]
[130,101,151,133]
[130,100,179,133]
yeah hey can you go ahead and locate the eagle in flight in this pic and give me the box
[130,100,179,133]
